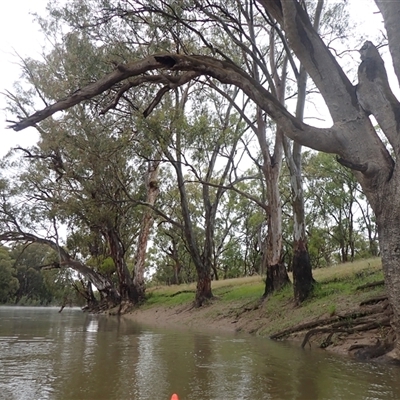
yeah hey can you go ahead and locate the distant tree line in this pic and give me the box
[0,243,85,307]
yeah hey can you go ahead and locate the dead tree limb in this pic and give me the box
[356,280,385,290]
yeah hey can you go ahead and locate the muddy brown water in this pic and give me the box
[1,307,400,400]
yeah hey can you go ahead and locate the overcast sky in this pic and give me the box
[0,0,48,156]
[0,0,386,157]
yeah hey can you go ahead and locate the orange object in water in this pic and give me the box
[170,394,179,400]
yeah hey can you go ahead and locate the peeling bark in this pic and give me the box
[195,269,213,308]
[262,153,291,296]
[264,263,291,297]
[133,160,160,302]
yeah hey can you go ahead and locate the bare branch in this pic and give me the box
[8,53,341,155]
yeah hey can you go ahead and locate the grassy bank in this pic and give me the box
[139,258,385,338]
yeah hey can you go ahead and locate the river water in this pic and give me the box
[1,307,400,400]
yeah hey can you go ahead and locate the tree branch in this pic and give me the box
[8,53,342,154]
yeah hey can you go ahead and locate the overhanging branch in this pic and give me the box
[8,53,340,154]
[336,156,368,173]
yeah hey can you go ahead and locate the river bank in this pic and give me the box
[123,258,398,363]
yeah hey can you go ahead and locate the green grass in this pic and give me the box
[144,290,195,307]
[213,281,265,301]
[143,258,385,318]
[310,257,382,282]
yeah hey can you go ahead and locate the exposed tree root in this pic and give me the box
[360,295,388,306]
[356,280,385,290]
[301,317,391,349]
[270,306,384,340]
[271,295,394,360]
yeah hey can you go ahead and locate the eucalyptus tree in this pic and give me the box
[150,223,193,285]
[140,83,247,305]
[211,177,264,279]
[8,111,150,308]
[305,152,358,263]
[132,158,160,300]
[0,150,126,308]
[2,18,169,308]
[304,151,378,263]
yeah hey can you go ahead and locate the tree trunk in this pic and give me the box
[283,0,323,303]
[263,153,291,297]
[133,160,160,302]
[378,206,400,355]
[0,233,122,307]
[166,147,213,306]
[290,158,314,304]
[166,240,182,285]
[107,229,138,306]
[292,238,314,304]
[195,268,212,307]
[172,260,181,285]
[285,57,315,303]
[264,262,291,297]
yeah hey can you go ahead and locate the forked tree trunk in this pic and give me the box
[133,160,160,302]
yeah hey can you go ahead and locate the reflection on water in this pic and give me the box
[0,306,400,400]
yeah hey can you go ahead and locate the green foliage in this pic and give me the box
[0,246,19,303]
[99,257,116,275]
[42,268,79,306]
[302,151,378,265]
[10,243,55,305]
